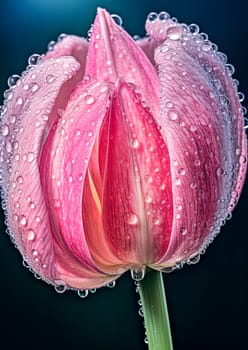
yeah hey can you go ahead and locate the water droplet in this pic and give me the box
[167,26,181,40]
[178,168,186,175]
[30,83,39,93]
[29,202,36,209]
[168,110,178,120]
[147,12,157,22]
[47,40,56,51]
[27,152,34,163]
[16,176,23,184]
[0,105,7,116]
[239,155,247,164]
[111,14,123,26]
[187,254,200,265]
[125,212,138,225]
[28,54,41,66]
[78,290,89,298]
[4,89,14,101]
[16,97,23,105]
[138,307,144,317]
[158,11,170,21]
[190,182,197,189]
[190,125,197,132]
[87,130,93,137]
[145,195,152,204]
[189,24,199,34]
[84,95,95,105]
[46,75,55,83]
[194,159,201,166]
[1,125,9,136]
[238,92,245,102]
[180,227,187,235]
[175,178,181,186]
[55,284,67,293]
[106,281,116,288]
[130,266,146,281]
[130,139,139,149]
[160,44,169,53]
[5,140,12,153]
[201,41,212,52]
[152,218,160,225]
[89,288,97,293]
[226,64,235,76]
[31,249,38,256]
[27,229,35,241]
[58,33,67,41]
[7,74,20,87]
[19,215,27,227]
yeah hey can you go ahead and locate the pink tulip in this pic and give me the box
[0,9,247,293]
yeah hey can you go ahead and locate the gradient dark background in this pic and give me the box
[0,0,247,349]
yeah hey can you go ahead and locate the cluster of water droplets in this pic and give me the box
[145,11,247,271]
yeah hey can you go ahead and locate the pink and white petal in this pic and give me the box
[85,8,160,117]
[153,25,247,267]
[0,57,81,283]
[99,82,173,266]
[40,78,123,286]
[44,35,88,74]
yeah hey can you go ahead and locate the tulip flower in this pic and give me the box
[0,8,247,350]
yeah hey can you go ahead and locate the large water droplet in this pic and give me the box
[27,229,35,241]
[106,281,116,288]
[189,24,199,34]
[7,74,20,87]
[130,266,146,281]
[147,12,157,22]
[55,284,67,293]
[78,289,89,298]
[19,215,27,227]
[28,54,41,66]
[111,14,123,26]
[167,26,181,40]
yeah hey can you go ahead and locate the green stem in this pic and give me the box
[139,270,173,350]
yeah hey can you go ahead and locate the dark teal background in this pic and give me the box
[0,0,247,349]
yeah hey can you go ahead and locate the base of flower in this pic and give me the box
[138,270,173,350]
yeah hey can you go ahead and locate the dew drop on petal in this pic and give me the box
[147,12,158,22]
[111,14,123,26]
[1,125,9,136]
[84,95,95,105]
[125,212,139,225]
[77,290,89,298]
[131,266,146,281]
[19,215,27,227]
[168,110,178,120]
[106,281,116,288]
[28,54,41,66]
[7,74,20,87]
[167,26,181,40]
[27,229,35,241]
[46,75,55,83]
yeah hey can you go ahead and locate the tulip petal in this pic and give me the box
[0,57,81,282]
[44,35,88,79]
[151,21,247,266]
[40,78,123,287]
[85,8,160,117]
[99,82,173,265]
